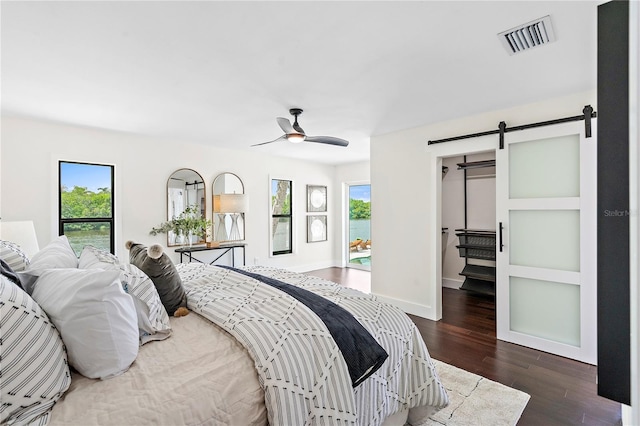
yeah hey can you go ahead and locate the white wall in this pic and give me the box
[441,156,465,288]
[370,91,596,320]
[0,115,358,271]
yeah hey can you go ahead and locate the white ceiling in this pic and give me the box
[1,1,597,165]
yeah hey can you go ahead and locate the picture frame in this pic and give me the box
[307,185,327,212]
[307,215,327,243]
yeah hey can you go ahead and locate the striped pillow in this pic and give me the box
[78,245,172,344]
[78,244,119,269]
[119,263,172,344]
[0,240,30,272]
[0,275,71,425]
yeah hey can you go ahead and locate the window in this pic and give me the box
[271,179,292,255]
[347,184,371,270]
[59,161,114,255]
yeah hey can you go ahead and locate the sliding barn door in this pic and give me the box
[495,120,597,364]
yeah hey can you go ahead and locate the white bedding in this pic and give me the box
[181,264,449,426]
[49,313,267,426]
[48,264,448,426]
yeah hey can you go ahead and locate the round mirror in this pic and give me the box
[167,168,206,246]
[212,173,247,242]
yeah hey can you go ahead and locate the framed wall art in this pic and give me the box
[307,215,327,242]
[307,185,327,212]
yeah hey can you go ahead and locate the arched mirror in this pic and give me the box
[167,168,206,246]
[212,172,247,241]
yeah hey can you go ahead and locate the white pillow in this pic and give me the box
[31,268,139,380]
[0,275,71,425]
[27,235,78,275]
[78,245,172,344]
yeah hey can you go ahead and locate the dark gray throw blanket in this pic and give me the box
[221,266,388,387]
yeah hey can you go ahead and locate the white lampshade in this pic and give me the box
[0,220,40,258]
[216,194,249,213]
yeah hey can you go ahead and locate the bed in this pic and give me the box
[0,237,448,426]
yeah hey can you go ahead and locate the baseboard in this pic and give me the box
[290,260,340,273]
[442,277,463,290]
[374,294,438,321]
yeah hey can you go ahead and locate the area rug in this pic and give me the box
[426,359,530,426]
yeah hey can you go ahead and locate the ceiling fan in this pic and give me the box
[252,108,349,147]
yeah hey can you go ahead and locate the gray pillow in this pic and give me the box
[0,258,38,293]
[126,241,187,316]
[0,258,21,286]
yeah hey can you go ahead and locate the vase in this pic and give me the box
[176,232,185,245]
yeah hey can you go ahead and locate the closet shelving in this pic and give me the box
[455,159,496,296]
[456,159,495,170]
[455,229,496,295]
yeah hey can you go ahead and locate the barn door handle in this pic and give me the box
[499,222,504,252]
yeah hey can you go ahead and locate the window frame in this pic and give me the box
[58,160,115,254]
[270,178,293,256]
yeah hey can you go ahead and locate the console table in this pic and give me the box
[175,243,246,267]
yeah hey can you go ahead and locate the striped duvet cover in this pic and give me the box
[180,264,449,426]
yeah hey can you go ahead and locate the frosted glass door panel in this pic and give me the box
[510,277,580,346]
[510,210,580,271]
[496,120,596,363]
[509,135,580,199]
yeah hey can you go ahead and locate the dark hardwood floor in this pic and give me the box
[306,267,622,426]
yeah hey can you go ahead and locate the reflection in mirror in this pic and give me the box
[212,173,247,242]
[167,168,206,246]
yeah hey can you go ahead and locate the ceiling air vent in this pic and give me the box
[498,15,556,55]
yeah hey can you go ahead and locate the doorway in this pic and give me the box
[346,183,371,270]
[441,152,496,301]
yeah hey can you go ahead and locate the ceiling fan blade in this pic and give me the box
[251,135,286,147]
[304,135,349,147]
[276,117,296,134]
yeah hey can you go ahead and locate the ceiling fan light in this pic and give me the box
[287,133,305,143]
